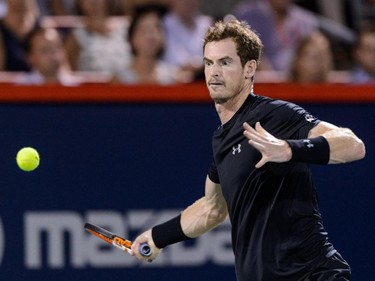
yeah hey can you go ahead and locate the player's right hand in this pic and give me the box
[131,229,161,262]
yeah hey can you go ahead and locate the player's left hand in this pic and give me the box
[243,122,292,168]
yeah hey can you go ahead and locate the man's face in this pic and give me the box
[28,30,64,77]
[131,12,165,58]
[356,33,375,75]
[7,0,28,13]
[203,38,248,104]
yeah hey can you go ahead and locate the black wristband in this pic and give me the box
[152,214,190,249]
[286,136,330,164]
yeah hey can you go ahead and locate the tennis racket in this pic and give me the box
[84,222,152,257]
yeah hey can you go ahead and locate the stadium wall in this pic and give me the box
[0,83,373,281]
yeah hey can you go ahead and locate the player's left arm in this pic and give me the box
[307,121,366,164]
[243,121,366,168]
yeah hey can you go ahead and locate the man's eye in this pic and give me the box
[221,60,231,66]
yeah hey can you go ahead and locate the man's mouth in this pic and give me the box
[209,80,224,86]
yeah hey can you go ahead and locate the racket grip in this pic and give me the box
[139,243,152,257]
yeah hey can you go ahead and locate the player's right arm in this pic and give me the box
[180,176,228,237]
[131,176,228,261]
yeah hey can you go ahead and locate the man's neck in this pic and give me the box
[215,92,250,125]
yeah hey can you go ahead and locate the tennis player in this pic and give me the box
[131,20,366,281]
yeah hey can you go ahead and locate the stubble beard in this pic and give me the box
[213,97,230,104]
[209,83,231,104]
[210,84,244,105]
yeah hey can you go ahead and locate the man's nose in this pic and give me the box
[210,63,220,77]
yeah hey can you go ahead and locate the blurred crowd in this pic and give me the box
[1,0,375,85]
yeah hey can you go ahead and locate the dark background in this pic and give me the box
[0,101,373,281]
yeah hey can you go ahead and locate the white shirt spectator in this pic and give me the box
[115,60,179,85]
[162,12,212,68]
[72,25,131,75]
[233,0,319,71]
[14,70,82,86]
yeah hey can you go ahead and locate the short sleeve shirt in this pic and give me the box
[208,94,334,281]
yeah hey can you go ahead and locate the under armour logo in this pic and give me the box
[305,114,315,122]
[303,139,314,148]
[232,144,241,155]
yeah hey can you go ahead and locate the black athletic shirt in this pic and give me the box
[208,93,335,281]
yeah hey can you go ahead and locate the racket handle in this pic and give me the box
[139,243,152,257]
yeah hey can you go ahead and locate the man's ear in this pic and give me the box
[245,60,257,79]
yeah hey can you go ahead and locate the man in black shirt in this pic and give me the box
[132,20,366,281]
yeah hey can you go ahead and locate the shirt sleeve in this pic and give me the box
[208,160,220,184]
[288,103,321,139]
[262,100,320,140]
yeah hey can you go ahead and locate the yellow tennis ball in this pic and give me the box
[16,147,40,172]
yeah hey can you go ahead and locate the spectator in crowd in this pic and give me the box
[114,4,192,85]
[64,0,131,75]
[36,0,77,16]
[36,0,126,16]
[350,22,375,83]
[124,0,169,15]
[200,0,242,21]
[0,0,6,19]
[162,0,213,80]
[233,0,319,71]
[0,0,40,71]
[15,27,82,85]
[288,31,334,84]
[355,0,375,28]
[107,0,128,16]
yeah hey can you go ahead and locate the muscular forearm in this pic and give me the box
[324,129,365,163]
[131,195,227,261]
[309,123,366,164]
[149,177,227,250]
[181,196,228,238]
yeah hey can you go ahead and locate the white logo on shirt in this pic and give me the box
[232,144,241,155]
[305,114,315,122]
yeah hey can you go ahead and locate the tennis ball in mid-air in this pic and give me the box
[16,147,40,172]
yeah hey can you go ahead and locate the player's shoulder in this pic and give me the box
[251,93,298,111]
[250,94,311,123]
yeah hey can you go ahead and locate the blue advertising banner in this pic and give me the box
[0,101,373,281]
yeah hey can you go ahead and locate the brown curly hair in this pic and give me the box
[203,19,263,67]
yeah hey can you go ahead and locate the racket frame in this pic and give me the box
[84,223,152,257]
